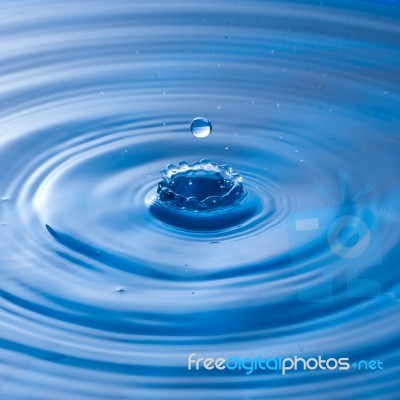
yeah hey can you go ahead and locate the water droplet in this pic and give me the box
[190,117,212,138]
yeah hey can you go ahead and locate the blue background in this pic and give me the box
[0,1,399,399]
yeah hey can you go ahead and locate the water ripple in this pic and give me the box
[0,1,399,399]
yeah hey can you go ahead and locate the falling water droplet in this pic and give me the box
[190,117,212,138]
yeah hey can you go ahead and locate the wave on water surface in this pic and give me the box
[0,1,399,399]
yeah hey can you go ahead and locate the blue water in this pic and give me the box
[0,0,400,399]
[191,117,212,138]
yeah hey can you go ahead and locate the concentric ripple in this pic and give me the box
[0,1,400,399]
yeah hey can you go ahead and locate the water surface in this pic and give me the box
[0,1,400,399]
